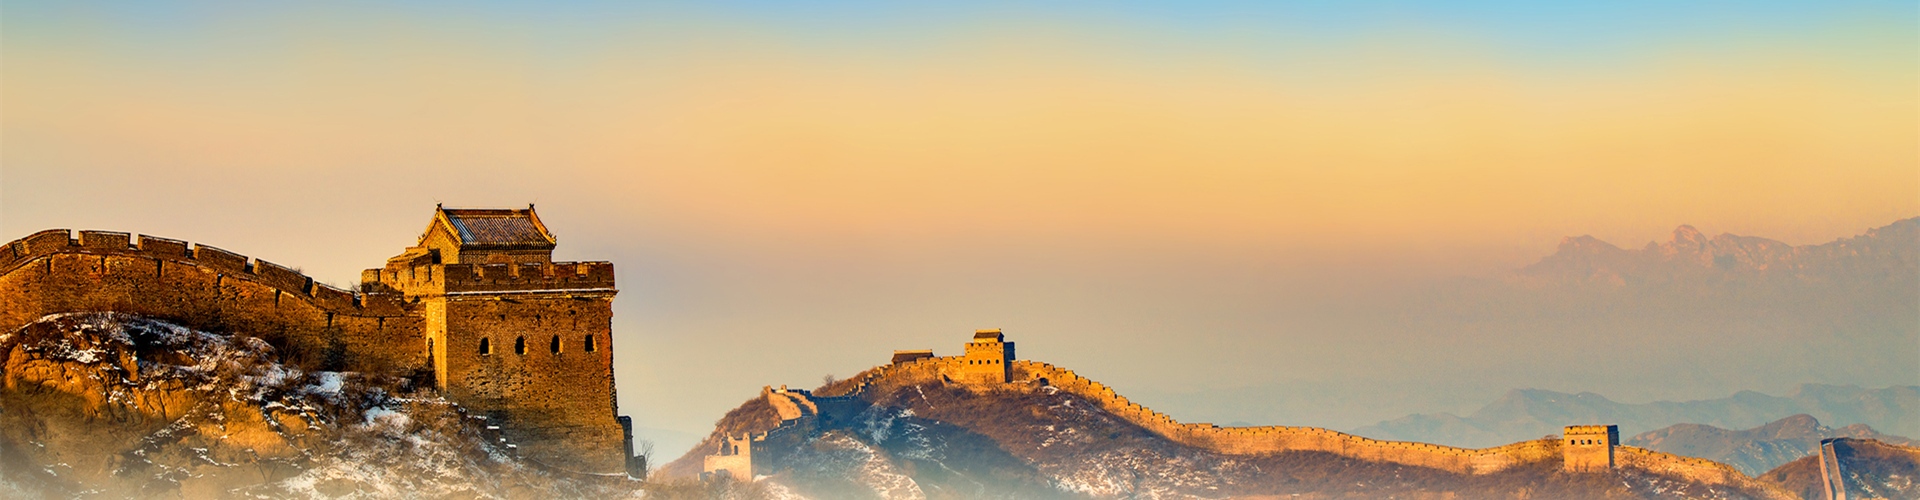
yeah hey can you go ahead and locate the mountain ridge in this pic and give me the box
[1514,217,1917,289]
[1627,414,1918,476]
[1352,385,1920,450]
[665,350,1799,499]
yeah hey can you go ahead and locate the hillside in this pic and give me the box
[0,312,641,499]
[1628,414,1918,476]
[664,358,1796,499]
[1353,386,1920,450]
[1760,438,1920,500]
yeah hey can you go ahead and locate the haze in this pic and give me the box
[3,1,1915,457]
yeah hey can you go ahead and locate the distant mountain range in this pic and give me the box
[1351,384,1919,450]
[1513,216,1917,291]
[1627,414,1917,476]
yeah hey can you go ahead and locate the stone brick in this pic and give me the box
[1,206,632,474]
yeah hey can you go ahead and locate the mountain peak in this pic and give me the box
[1554,235,1621,254]
[1672,224,1706,243]
[1515,216,1916,287]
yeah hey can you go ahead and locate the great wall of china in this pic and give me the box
[0,223,1800,495]
[0,229,422,371]
[702,331,1784,498]
[1,208,638,475]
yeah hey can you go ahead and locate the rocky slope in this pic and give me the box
[665,366,1796,499]
[1628,414,1918,476]
[1760,438,1920,500]
[0,312,641,499]
[1353,385,1920,450]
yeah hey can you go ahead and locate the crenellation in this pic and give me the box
[137,234,191,258]
[434,261,616,294]
[0,242,18,271]
[193,244,250,274]
[1,207,632,475]
[310,282,357,310]
[479,263,511,281]
[78,230,132,250]
[23,229,74,255]
[254,260,314,294]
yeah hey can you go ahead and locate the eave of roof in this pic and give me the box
[431,207,556,249]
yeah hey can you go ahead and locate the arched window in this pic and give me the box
[584,335,597,352]
[479,337,491,355]
[515,336,527,355]
[550,335,561,354]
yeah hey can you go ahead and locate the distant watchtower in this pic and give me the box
[961,329,1015,384]
[361,205,626,473]
[1562,424,1619,472]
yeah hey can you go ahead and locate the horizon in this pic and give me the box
[3,1,1915,460]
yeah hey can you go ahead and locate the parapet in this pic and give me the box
[78,230,130,250]
[440,261,615,294]
[891,350,935,364]
[1,229,408,316]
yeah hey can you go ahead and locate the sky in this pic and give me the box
[3,1,1916,458]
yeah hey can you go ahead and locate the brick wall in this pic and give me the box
[1,231,421,373]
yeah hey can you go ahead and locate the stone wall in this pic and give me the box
[1614,446,1757,488]
[0,230,423,373]
[803,352,1792,485]
[1006,360,1552,474]
[439,293,625,472]
[1,229,629,474]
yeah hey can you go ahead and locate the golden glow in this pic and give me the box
[7,17,1909,263]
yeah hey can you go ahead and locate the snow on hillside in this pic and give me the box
[0,312,641,499]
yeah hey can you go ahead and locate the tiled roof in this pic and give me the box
[440,208,554,248]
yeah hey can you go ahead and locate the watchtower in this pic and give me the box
[702,433,753,482]
[1562,424,1619,472]
[361,205,626,473]
[961,329,1015,384]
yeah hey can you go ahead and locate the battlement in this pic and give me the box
[767,331,1777,488]
[440,261,615,293]
[4,229,406,316]
[363,260,615,296]
[891,350,935,364]
[2,208,632,475]
[1565,425,1617,435]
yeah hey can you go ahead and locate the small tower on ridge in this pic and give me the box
[1562,424,1619,472]
[961,329,1015,384]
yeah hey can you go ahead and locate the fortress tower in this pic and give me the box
[1562,424,1619,472]
[961,329,1015,384]
[362,206,627,472]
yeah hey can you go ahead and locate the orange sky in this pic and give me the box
[6,8,1913,263]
